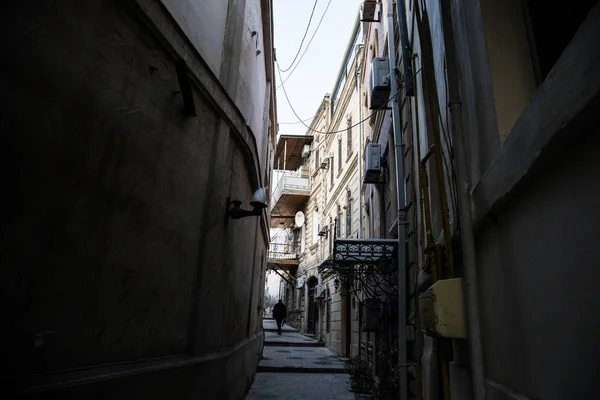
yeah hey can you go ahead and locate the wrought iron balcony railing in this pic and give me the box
[267,242,298,260]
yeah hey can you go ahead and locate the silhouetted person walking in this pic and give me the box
[272,299,287,335]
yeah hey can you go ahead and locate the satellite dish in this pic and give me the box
[295,211,305,228]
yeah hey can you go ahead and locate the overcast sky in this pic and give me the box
[273,0,361,136]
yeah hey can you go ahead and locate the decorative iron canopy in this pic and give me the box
[318,238,399,306]
[332,238,397,264]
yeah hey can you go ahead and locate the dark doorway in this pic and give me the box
[307,277,318,334]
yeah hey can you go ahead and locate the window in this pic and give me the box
[336,204,342,237]
[312,209,319,245]
[330,156,334,188]
[347,119,352,157]
[338,139,342,172]
[329,216,333,255]
[479,0,595,139]
[326,296,331,333]
[346,190,352,237]
[314,148,319,171]
[525,0,595,82]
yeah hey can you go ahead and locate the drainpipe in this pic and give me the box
[440,2,486,399]
[283,139,287,170]
[356,43,364,238]
[397,0,414,97]
[386,1,408,400]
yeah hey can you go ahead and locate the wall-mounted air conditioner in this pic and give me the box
[360,1,380,22]
[318,223,328,237]
[370,57,391,110]
[320,157,330,170]
[302,144,311,158]
[364,143,381,183]
[315,284,326,299]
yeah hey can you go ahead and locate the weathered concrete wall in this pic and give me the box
[476,126,600,400]
[0,0,269,398]
[161,0,228,76]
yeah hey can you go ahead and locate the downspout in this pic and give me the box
[386,1,408,400]
[356,43,364,238]
[397,0,414,96]
[440,2,486,399]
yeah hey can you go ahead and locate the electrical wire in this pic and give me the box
[276,0,334,89]
[279,116,315,125]
[277,61,423,135]
[277,0,320,73]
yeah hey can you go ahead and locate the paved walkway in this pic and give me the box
[262,318,297,333]
[245,373,354,400]
[245,319,356,399]
[259,346,346,372]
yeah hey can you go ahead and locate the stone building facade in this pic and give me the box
[398,1,600,399]
[276,17,365,359]
[358,0,600,399]
[0,0,276,398]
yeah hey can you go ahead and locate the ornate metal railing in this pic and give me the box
[267,242,298,260]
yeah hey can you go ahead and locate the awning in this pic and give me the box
[317,238,399,303]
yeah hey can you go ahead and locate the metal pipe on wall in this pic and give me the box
[356,43,364,239]
[439,1,486,399]
[385,1,408,400]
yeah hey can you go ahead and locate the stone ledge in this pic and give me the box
[8,333,262,395]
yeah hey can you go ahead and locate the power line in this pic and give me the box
[276,0,334,89]
[277,0,320,73]
[279,117,315,125]
[276,60,423,135]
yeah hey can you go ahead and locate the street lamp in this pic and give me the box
[225,188,268,224]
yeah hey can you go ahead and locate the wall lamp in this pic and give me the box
[225,188,268,224]
[334,278,340,292]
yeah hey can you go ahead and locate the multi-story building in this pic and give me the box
[397,1,600,399]
[0,1,276,398]
[356,0,600,399]
[274,15,366,359]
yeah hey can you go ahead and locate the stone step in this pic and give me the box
[258,346,347,374]
[264,328,298,333]
[264,341,324,347]
[257,365,344,373]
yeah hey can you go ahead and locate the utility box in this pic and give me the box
[361,298,380,332]
[364,143,381,183]
[370,57,391,109]
[419,278,467,338]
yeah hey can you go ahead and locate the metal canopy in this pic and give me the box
[332,238,397,264]
[318,238,399,305]
[274,134,314,171]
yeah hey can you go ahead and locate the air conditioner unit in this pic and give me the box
[360,1,380,22]
[364,143,381,183]
[370,57,391,109]
[315,284,326,299]
[318,223,328,237]
[320,157,330,170]
[302,144,311,158]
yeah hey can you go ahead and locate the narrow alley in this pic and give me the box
[1,0,599,399]
[246,319,355,400]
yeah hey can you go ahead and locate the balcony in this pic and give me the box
[270,169,311,226]
[268,242,298,260]
[267,242,300,271]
